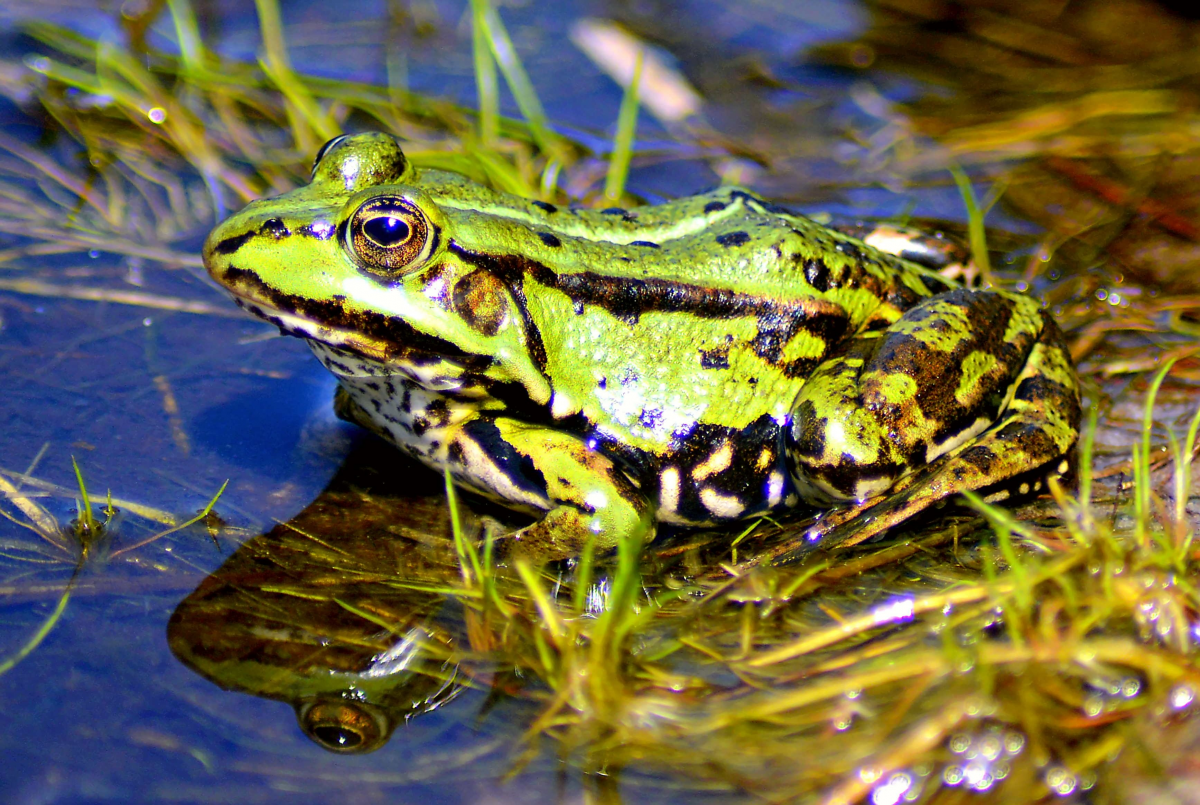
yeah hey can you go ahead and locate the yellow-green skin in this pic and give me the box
[203,133,1080,558]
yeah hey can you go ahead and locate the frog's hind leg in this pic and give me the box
[783,290,1080,560]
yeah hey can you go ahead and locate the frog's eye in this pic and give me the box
[311,134,350,179]
[296,700,391,754]
[346,196,434,276]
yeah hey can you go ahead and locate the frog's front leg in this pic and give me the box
[786,288,1080,553]
[445,417,655,559]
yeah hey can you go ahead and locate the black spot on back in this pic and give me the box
[538,232,562,248]
[630,240,661,249]
[804,258,830,292]
[716,231,750,248]
[704,200,727,213]
[699,347,730,369]
[532,200,558,214]
[835,240,862,260]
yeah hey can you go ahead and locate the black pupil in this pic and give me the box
[364,215,411,246]
[314,725,363,748]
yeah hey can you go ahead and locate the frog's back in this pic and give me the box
[429,178,948,312]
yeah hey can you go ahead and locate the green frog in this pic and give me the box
[203,132,1080,559]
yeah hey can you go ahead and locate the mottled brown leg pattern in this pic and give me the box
[782,293,1080,561]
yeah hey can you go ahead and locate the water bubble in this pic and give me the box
[871,772,913,805]
[1170,684,1196,710]
[977,733,1002,761]
[857,765,883,784]
[1119,677,1141,698]
[147,107,167,124]
[942,726,1024,792]
[1083,694,1105,717]
[1003,731,1025,755]
[963,759,995,791]
[1044,765,1077,796]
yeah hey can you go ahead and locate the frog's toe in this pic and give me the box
[501,505,655,562]
[780,441,1075,563]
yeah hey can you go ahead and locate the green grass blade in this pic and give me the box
[254,0,338,144]
[445,467,481,587]
[950,165,993,284]
[1176,402,1200,560]
[0,581,72,677]
[1078,404,1098,523]
[604,49,644,202]
[109,480,228,557]
[515,559,566,644]
[165,0,204,74]
[470,0,500,146]
[572,536,596,614]
[70,456,95,535]
[1137,360,1175,546]
[472,0,557,156]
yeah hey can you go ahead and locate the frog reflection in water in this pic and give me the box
[202,132,1080,558]
[167,448,469,754]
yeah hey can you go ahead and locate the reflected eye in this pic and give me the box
[347,196,433,277]
[296,700,390,754]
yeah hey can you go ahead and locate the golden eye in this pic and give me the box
[296,699,390,754]
[347,196,432,276]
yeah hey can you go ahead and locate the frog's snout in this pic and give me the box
[201,214,246,281]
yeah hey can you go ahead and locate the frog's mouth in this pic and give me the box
[226,292,394,364]
[207,258,405,362]
[214,266,483,371]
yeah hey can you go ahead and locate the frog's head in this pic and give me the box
[203,133,544,392]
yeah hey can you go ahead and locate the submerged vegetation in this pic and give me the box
[2,0,1200,802]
